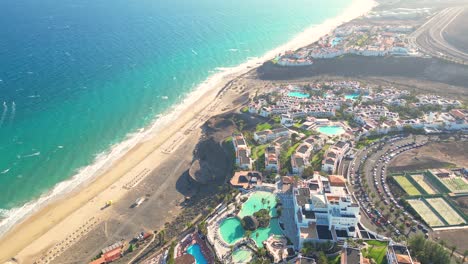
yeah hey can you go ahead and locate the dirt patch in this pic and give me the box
[450,196,468,216]
[433,228,468,254]
[388,141,468,172]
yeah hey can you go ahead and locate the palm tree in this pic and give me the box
[158,229,166,244]
[439,240,447,247]
[450,245,457,258]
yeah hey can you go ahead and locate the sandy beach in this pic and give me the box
[0,0,376,262]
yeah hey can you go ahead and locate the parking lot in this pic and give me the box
[345,134,432,240]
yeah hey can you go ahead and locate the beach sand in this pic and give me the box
[0,0,376,262]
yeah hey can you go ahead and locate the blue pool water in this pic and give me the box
[317,125,345,136]
[288,92,310,98]
[187,244,208,264]
[344,93,360,100]
[331,37,343,46]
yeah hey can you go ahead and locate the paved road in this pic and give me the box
[410,7,468,64]
[346,134,431,239]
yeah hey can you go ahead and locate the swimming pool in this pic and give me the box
[187,244,208,264]
[331,37,342,47]
[219,217,282,247]
[238,191,277,218]
[288,91,310,98]
[317,125,345,136]
[219,191,282,247]
[344,93,360,100]
[251,218,282,247]
[219,217,244,244]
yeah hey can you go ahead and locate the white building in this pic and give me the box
[232,133,252,170]
[265,145,280,172]
[321,141,350,174]
[293,174,360,247]
[253,127,290,144]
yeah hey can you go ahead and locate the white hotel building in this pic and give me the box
[292,174,360,247]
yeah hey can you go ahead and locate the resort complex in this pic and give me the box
[274,19,420,66]
[6,2,468,264]
[142,77,467,264]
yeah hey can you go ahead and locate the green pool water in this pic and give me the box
[232,249,253,263]
[238,191,277,218]
[219,191,282,247]
[219,217,244,245]
[288,91,310,98]
[317,125,345,136]
[251,218,282,247]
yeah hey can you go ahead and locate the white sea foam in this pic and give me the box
[0,0,377,238]
[19,151,41,158]
[9,102,15,123]
[0,102,8,128]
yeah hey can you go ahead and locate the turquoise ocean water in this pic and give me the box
[0,0,352,233]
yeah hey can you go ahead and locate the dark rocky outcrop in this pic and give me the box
[242,216,259,231]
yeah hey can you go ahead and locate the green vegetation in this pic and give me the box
[388,105,424,119]
[286,142,300,157]
[272,115,281,124]
[300,241,334,256]
[279,142,301,175]
[167,241,176,264]
[251,145,267,160]
[441,177,468,193]
[362,240,388,264]
[355,34,369,47]
[310,144,329,171]
[240,106,249,113]
[394,176,421,196]
[253,209,271,228]
[197,221,208,236]
[256,122,272,132]
[327,254,341,264]
[407,199,445,227]
[251,144,267,171]
[409,235,450,264]
[355,137,381,149]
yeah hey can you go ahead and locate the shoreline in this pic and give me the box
[0,0,377,262]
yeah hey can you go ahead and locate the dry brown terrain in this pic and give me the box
[388,140,468,172]
[444,8,468,54]
[432,229,468,254]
